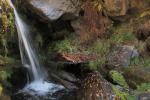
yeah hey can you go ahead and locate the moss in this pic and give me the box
[110,70,129,89]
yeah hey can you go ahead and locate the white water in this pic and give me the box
[7,0,64,95]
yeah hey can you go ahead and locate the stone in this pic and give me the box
[50,73,78,90]
[77,71,116,100]
[107,45,139,67]
[20,0,82,21]
[104,0,129,16]
[58,71,78,82]
[9,67,28,90]
[129,0,150,12]
[71,18,80,34]
[134,19,150,40]
[146,37,150,53]
[123,67,150,89]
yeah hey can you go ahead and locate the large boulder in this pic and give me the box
[77,71,116,100]
[104,0,129,16]
[103,0,150,17]
[107,45,139,67]
[18,0,82,22]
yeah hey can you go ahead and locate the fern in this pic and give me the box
[110,70,128,88]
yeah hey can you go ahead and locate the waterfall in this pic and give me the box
[7,0,45,81]
[7,0,64,95]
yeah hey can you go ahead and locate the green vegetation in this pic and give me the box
[111,32,137,44]
[135,41,146,52]
[130,56,150,68]
[0,56,14,81]
[0,0,16,97]
[0,0,15,57]
[112,85,136,100]
[88,39,110,55]
[136,83,150,93]
[87,39,110,70]
[110,70,129,88]
[53,38,77,53]
[0,84,2,96]
[88,60,104,70]
[0,70,11,80]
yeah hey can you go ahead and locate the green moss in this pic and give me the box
[110,70,129,88]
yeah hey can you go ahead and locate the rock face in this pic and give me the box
[123,67,150,88]
[104,0,129,16]
[20,0,81,21]
[103,0,150,17]
[107,45,139,67]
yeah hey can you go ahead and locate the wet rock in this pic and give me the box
[18,0,82,22]
[11,89,76,100]
[77,71,116,100]
[9,67,28,91]
[107,45,139,68]
[50,73,78,90]
[57,71,78,83]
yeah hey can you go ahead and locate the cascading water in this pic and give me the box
[7,0,64,95]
